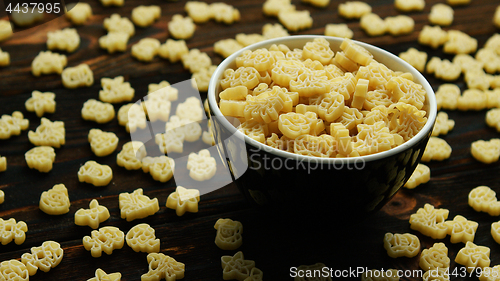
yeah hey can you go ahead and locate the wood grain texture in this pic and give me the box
[0,0,500,280]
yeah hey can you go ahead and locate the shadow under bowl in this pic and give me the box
[207,35,437,222]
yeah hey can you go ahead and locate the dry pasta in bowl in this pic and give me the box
[207,35,436,221]
[212,37,433,159]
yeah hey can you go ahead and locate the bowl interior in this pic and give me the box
[208,35,437,163]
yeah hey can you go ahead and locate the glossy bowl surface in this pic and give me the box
[207,35,437,220]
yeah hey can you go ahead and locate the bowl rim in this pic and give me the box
[208,35,437,164]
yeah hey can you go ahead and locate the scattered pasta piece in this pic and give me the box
[409,203,449,239]
[25,90,56,117]
[142,253,185,281]
[99,0,123,7]
[429,3,454,26]
[262,23,290,39]
[469,186,500,216]
[486,108,500,132]
[132,38,161,62]
[214,218,243,250]
[338,1,372,19]
[65,2,92,25]
[302,0,330,8]
[132,5,161,27]
[324,23,353,39]
[0,20,13,42]
[395,0,424,12]
[116,141,147,170]
[11,10,44,27]
[0,218,27,245]
[166,186,200,216]
[495,6,500,29]
[278,8,313,32]
[465,69,492,91]
[426,57,461,81]
[75,199,110,229]
[155,130,185,154]
[0,190,4,203]
[99,31,129,53]
[88,129,118,157]
[399,48,427,73]
[0,111,29,140]
[221,251,255,281]
[168,14,196,40]
[235,33,265,47]
[158,39,189,63]
[421,137,452,162]
[126,223,160,253]
[244,268,263,281]
[492,221,500,244]
[471,139,500,164]
[214,38,244,58]
[32,51,67,76]
[0,260,29,280]
[176,96,204,122]
[454,53,484,74]
[419,242,450,271]
[192,65,217,92]
[78,160,113,187]
[181,49,212,73]
[61,63,94,89]
[0,48,10,67]
[383,232,420,258]
[82,99,115,124]
[202,130,215,145]
[432,112,455,137]
[187,149,217,181]
[457,89,487,111]
[142,97,171,123]
[444,30,478,54]
[99,76,135,103]
[385,15,414,36]
[360,13,387,37]
[262,0,295,17]
[87,268,121,281]
[117,103,148,133]
[47,28,80,52]
[148,80,178,97]
[39,184,70,215]
[476,48,500,74]
[104,14,135,38]
[404,163,430,189]
[447,0,471,6]
[28,117,65,148]
[444,215,478,243]
[455,241,490,273]
[435,84,460,110]
[185,1,212,23]
[418,25,448,49]
[25,146,55,173]
[83,226,125,258]
[210,2,240,25]
[165,116,202,143]
[21,241,63,276]
[141,156,175,183]
[119,188,159,221]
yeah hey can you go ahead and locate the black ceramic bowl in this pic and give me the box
[207,35,437,221]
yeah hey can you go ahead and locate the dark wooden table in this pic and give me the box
[1,0,500,280]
